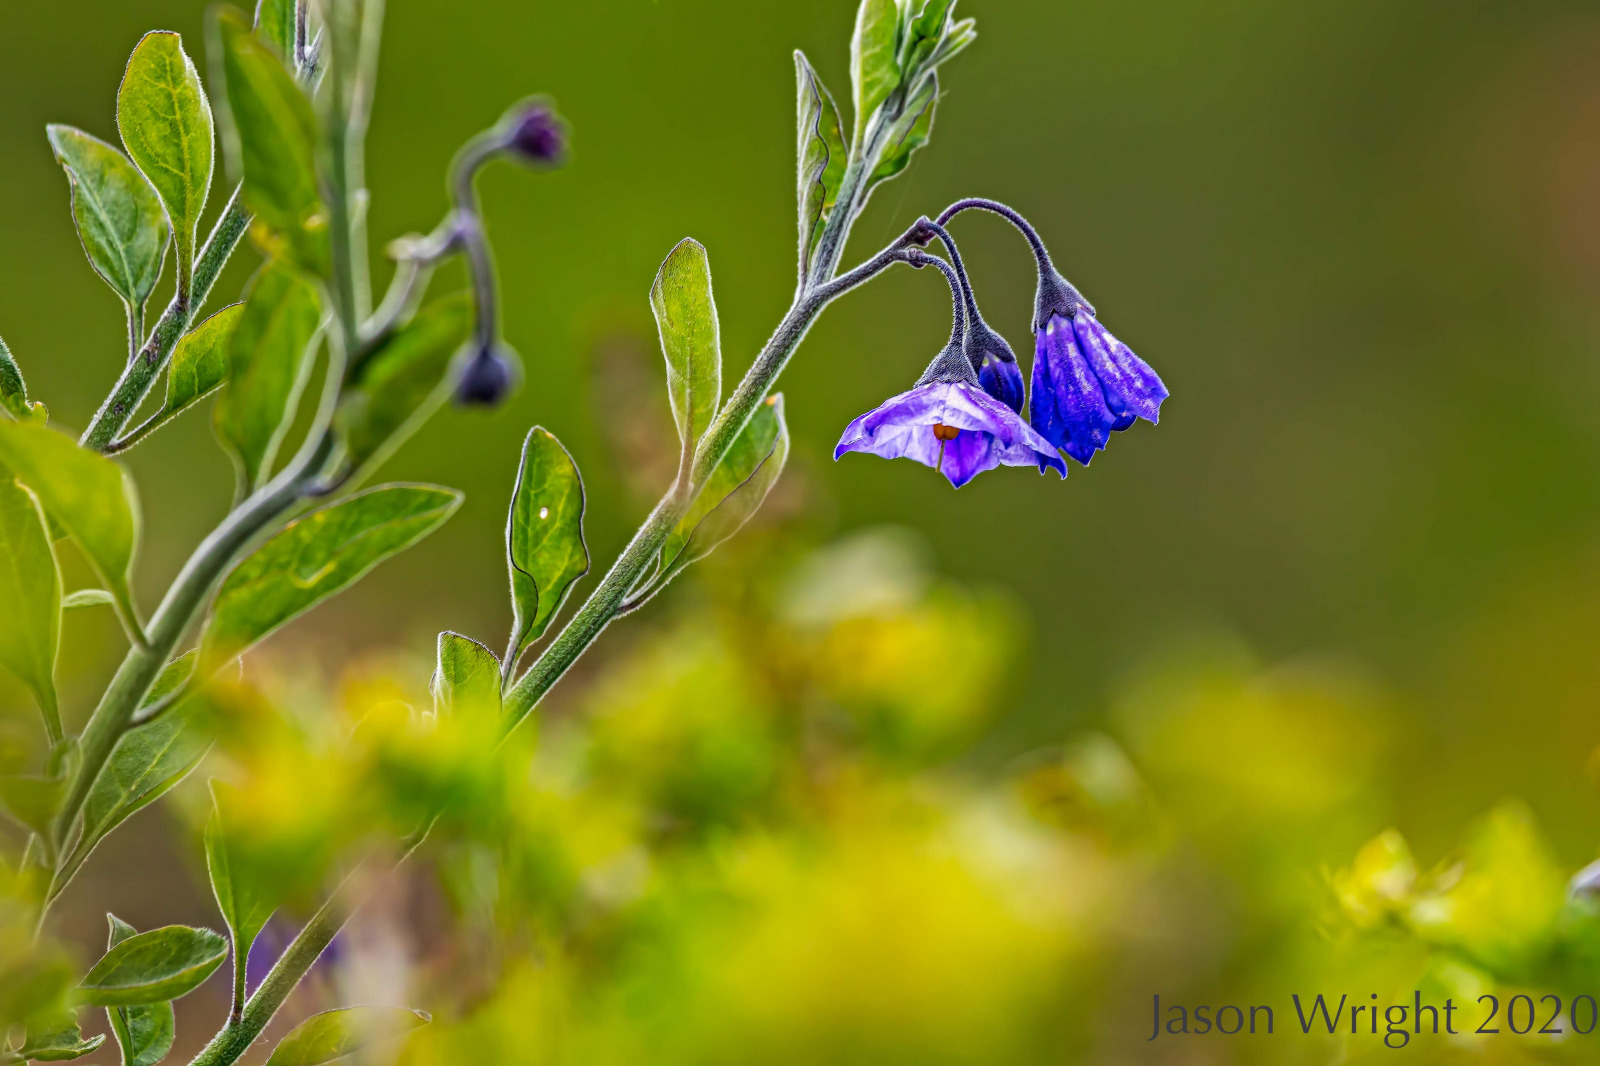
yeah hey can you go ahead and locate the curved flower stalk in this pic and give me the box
[0,3,1169,1065]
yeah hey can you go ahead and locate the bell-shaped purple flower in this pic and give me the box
[966,319,1024,414]
[1029,267,1166,465]
[835,343,1066,489]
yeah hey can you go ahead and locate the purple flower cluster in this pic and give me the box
[834,208,1167,488]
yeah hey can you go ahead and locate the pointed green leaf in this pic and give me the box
[117,32,213,288]
[105,916,178,1066]
[851,0,903,144]
[46,125,169,311]
[0,422,139,631]
[0,478,61,734]
[337,293,473,477]
[17,1014,106,1062]
[214,260,322,492]
[205,781,275,1011]
[928,17,976,69]
[212,9,327,272]
[795,53,848,276]
[255,0,298,60]
[165,303,243,420]
[662,393,790,576]
[650,239,722,472]
[264,1007,430,1066]
[432,632,501,720]
[78,925,227,1007]
[0,336,47,423]
[63,589,115,609]
[864,73,937,193]
[79,657,209,854]
[505,429,588,662]
[200,485,463,671]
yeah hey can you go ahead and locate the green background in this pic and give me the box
[4,0,1599,866]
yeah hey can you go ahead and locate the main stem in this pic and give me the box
[81,188,251,452]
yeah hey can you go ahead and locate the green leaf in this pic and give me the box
[63,589,115,609]
[504,428,588,664]
[77,925,227,1007]
[0,336,47,423]
[263,1006,430,1066]
[213,260,322,492]
[661,393,790,577]
[0,423,140,633]
[336,293,473,478]
[212,9,327,272]
[16,1014,106,1062]
[864,72,937,193]
[850,0,903,144]
[199,484,463,671]
[432,632,501,720]
[795,52,848,276]
[0,478,61,734]
[255,0,298,60]
[46,126,169,312]
[79,657,209,855]
[650,239,722,474]
[0,771,67,839]
[205,781,275,1011]
[105,916,178,1066]
[902,0,953,72]
[117,32,213,290]
[165,303,243,422]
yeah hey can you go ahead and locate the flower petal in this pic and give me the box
[1073,314,1166,425]
[1029,315,1115,466]
[977,354,1025,413]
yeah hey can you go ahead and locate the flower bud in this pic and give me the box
[499,98,568,166]
[454,343,520,407]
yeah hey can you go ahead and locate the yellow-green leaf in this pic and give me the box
[117,32,213,290]
[77,925,227,1007]
[166,303,243,420]
[0,478,61,736]
[650,239,722,473]
[433,632,502,721]
[104,916,176,1066]
[264,1006,430,1066]
[46,125,169,310]
[200,484,462,671]
[795,52,847,277]
[205,781,276,1010]
[850,0,902,144]
[662,393,790,576]
[0,423,140,633]
[505,429,588,663]
[0,336,47,423]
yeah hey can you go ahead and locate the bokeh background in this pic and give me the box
[4,0,1600,1062]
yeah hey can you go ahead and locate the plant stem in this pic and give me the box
[81,189,251,452]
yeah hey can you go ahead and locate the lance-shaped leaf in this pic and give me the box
[255,0,298,61]
[0,422,140,632]
[0,478,61,735]
[200,484,463,672]
[78,656,209,856]
[205,781,276,1014]
[432,632,501,720]
[159,303,243,426]
[212,9,327,272]
[336,293,473,478]
[850,0,902,144]
[650,239,722,474]
[504,429,587,665]
[46,126,169,312]
[795,53,848,276]
[0,336,47,423]
[864,72,937,194]
[78,925,227,1007]
[264,1006,431,1066]
[104,916,176,1066]
[16,1013,106,1062]
[214,260,322,492]
[117,32,213,290]
[902,0,954,70]
[660,393,790,578]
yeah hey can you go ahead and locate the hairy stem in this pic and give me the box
[81,188,251,452]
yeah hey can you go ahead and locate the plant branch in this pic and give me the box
[81,188,251,452]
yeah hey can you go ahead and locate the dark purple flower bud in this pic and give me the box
[454,342,520,407]
[500,98,568,166]
[1029,311,1166,466]
[964,319,1024,413]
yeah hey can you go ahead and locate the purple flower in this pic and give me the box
[1029,310,1166,466]
[454,342,519,407]
[835,373,1066,489]
[500,99,567,166]
[966,319,1024,414]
